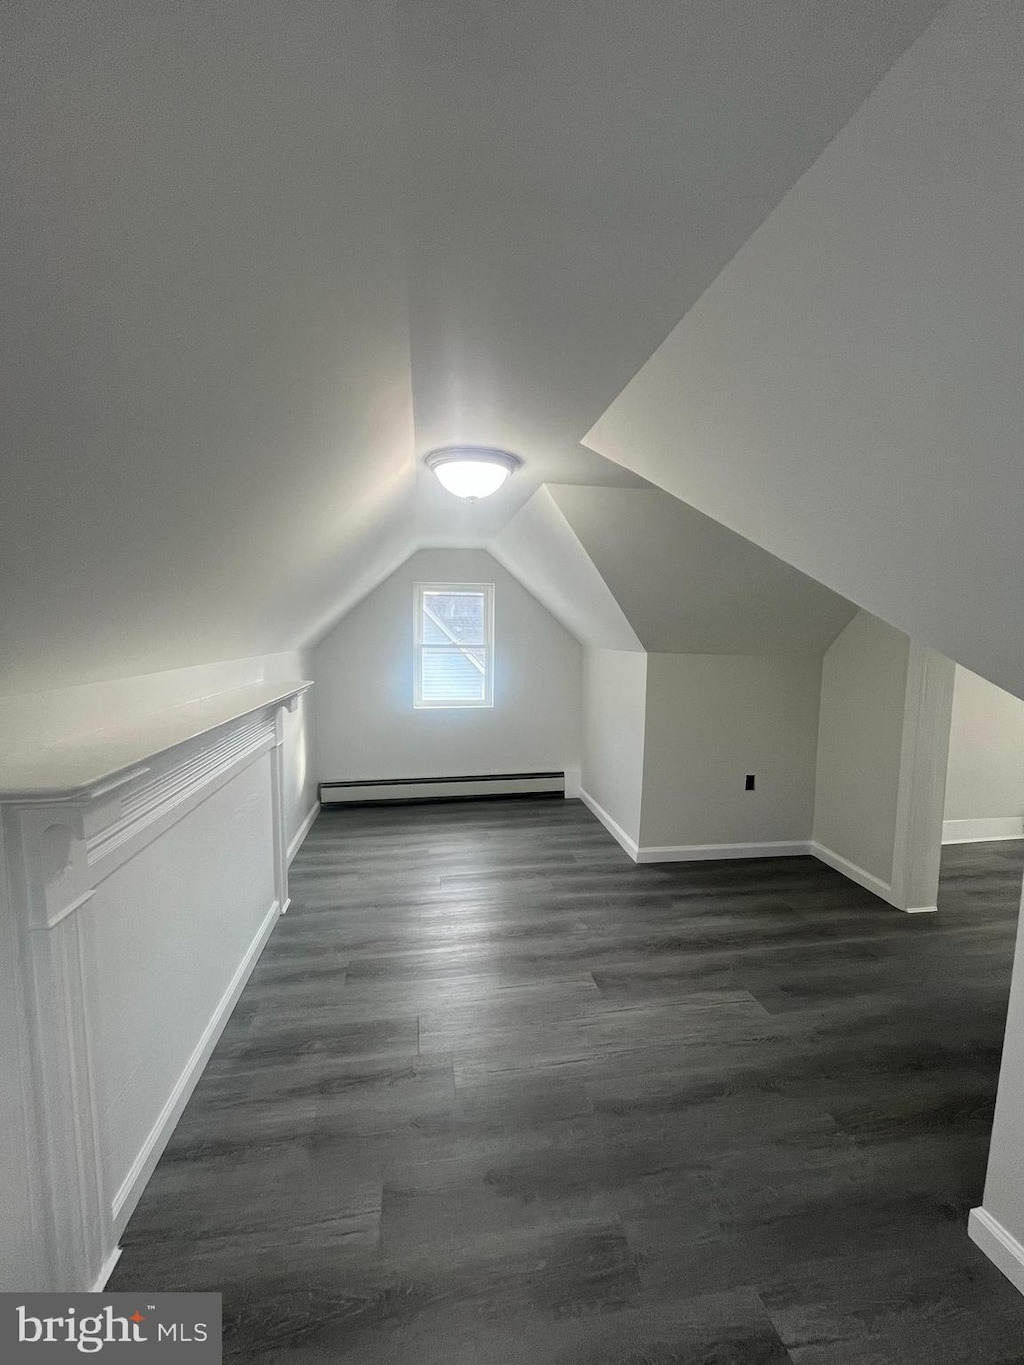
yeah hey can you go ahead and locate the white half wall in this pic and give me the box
[639,654,820,855]
[580,650,648,855]
[0,651,319,858]
[89,753,278,1234]
[1,689,303,1290]
[314,549,581,784]
[944,666,1024,843]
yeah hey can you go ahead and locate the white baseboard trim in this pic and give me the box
[810,840,899,908]
[578,788,640,860]
[943,817,1024,845]
[287,800,321,863]
[92,1246,122,1292]
[578,798,816,867]
[110,896,281,1233]
[969,1206,1024,1297]
[636,840,811,864]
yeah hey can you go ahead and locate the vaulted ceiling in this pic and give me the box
[585,0,1024,699]
[3,1,955,694]
[532,487,856,655]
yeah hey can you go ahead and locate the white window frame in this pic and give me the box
[414,582,495,709]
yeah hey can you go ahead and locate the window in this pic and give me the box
[414,583,494,708]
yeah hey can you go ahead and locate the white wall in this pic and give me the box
[580,650,648,850]
[813,611,911,887]
[640,654,821,851]
[314,549,581,783]
[944,665,1024,842]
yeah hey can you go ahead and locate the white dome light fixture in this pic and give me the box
[425,446,522,501]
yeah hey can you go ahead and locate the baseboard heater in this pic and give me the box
[319,771,565,806]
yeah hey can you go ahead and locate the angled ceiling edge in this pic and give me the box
[490,486,643,652]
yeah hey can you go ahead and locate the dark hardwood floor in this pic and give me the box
[110,799,1024,1363]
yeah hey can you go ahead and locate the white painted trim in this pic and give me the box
[943,817,1024,844]
[578,788,640,861]
[110,897,281,1232]
[969,1207,1024,1297]
[810,840,899,908]
[0,679,311,802]
[87,713,275,866]
[92,1246,122,1292]
[636,840,811,864]
[287,801,321,863]
[46,887,96,928]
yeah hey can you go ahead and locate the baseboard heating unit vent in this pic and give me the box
[320,772,566,806]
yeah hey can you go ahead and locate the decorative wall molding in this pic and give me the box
[969,1207,1024,1297]
[578,788,640,860]
[87,712,275,866]
[0,681,310,1293]
[287,801,322,864]
[943,817,1024,844]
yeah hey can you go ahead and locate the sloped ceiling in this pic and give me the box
[3,0,417,694]
[491,488,642,652]
[545,487,856,655]
[584,0,1024,699]
[399,0,947,549]
[2,0,948,696]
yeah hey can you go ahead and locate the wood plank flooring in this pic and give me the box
[110,799,1024,1363]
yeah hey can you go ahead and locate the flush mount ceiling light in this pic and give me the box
[425,446,522,501]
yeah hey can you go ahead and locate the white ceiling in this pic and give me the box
[401,0,947,545]
[585,0,1024,699]
[545,486,856,655]
[2,0,948,694]
[491,488,642,652]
